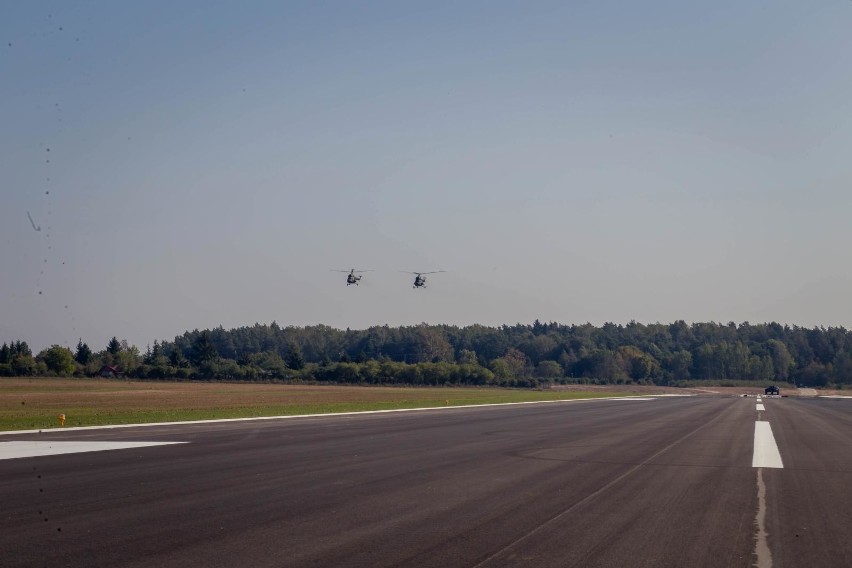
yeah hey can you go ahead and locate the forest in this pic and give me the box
[2,320,852,388]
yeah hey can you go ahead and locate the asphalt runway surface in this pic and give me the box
[2,395,851,567]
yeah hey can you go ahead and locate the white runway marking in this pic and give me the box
[650,394,695,397]
[756,403,766,411]
[752,421,783,468]
[756,397,762,402]
[0,441,185,460]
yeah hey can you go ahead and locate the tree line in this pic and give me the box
[3,320,852,388]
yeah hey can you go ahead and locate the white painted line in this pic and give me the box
[756,398,762,402]
[0,395,672,436]
[650,394,695,397]
[819,395,852,399]
[0,441,185,460]
[753,421,783,468]
[756,404,766,411]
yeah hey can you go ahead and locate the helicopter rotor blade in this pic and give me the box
[399,270,445,274]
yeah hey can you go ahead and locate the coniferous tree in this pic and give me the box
[192,330,218,365]
[14,341,32,357]
[107,336,122,355]
[75,339,93,365]
[170,347,188,368]
[286,345,305,370]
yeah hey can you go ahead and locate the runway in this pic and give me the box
[2,395,851,567]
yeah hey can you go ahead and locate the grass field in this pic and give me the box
[0,378,634,431]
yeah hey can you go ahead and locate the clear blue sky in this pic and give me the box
[2,1,851,352]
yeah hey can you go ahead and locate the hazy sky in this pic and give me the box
[3,1,851,352]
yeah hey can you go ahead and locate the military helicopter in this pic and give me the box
[331,269,372,286]
[400,270,446,289]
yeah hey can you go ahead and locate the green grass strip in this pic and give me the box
[1,391,631,431]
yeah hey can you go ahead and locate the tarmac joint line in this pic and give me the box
[471,405,730,567]
[753,468,773,568]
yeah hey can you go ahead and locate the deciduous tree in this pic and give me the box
[38,345,76,376]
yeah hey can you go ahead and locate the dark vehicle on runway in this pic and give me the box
[765,385,780,396]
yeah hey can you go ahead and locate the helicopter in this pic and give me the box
[400,270,446,289]
[331,269,372,286]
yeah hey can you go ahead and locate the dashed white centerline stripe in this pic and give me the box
[752,421,783,468]
[756,403,766,411]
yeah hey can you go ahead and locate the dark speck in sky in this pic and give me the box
[27,211,41,231]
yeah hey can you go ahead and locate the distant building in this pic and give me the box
[99,365,121,378]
